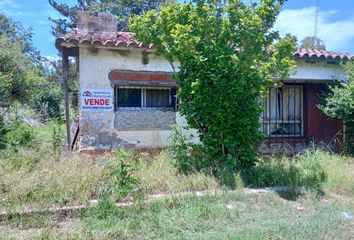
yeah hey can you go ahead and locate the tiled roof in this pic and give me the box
[55,29,154,49]
[56,30,354,60]
[294,48,354,60]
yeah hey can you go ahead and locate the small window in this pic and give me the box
[115,86,175,110]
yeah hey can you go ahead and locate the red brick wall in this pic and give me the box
[110,70,175,83]
[305,83,343,144]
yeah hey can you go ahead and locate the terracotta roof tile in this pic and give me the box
[56,30,354,60]
[55,29,152,50]
[294,48,354,60]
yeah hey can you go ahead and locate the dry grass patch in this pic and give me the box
[135,151,218,194]
[0,150,108,212]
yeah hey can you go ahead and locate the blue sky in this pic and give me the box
[1,0,354,58]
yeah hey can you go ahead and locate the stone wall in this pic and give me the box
[114,110,176,130]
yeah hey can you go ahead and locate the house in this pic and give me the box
[55,11,353,153]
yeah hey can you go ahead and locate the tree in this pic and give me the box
[130,0,296,170]
[0,35,43,104]
[320,62,354,154]
[48,0,172,36]
[300,36,326,50]
[0,13,61,120]
[0,13,41,63]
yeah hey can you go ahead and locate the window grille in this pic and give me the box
[115,86,175,110]
[260,85,304,137]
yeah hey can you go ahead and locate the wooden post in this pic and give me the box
[62,47,71,153]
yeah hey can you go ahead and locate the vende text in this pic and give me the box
[84,99,110,105]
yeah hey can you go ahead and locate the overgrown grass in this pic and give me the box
[3,191,354,239]
[240,149,354,197]
[135,151,218,194]
[0,125,218,212]
[1,123,354,239]
[0,151,108,211]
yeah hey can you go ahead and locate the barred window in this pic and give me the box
[146,88,170,108]
[115,86,175,110]
[260,85,304,137]
[117,87,141,108]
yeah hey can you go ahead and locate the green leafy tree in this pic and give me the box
[0,13,61,120]
[0,35,43,104]
[320,62,354,154]
[0,13,41,63]
[49,0,172,36]
[300,36,326,50]
[131,0,296,170]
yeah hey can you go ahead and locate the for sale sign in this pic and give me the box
[80,88,113,112]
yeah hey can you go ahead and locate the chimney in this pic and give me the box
[77,11,117,34]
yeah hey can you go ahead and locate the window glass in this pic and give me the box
[146,88,170,108]
[117,88,141,108]
[260,85,303,137]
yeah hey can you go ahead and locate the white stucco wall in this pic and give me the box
[79,48,180,149]
[78,47,346,150]
[289,60,345,81]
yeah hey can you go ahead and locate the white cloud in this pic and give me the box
[274,7,354,53]
[0,0,19,8]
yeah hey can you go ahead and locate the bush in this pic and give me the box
[5,121,34,149]
[101,150,140,201]
[168,125,194,174]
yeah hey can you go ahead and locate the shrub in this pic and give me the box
[101,149,140,201]
[5,121,34,149]
[168,125,194,174]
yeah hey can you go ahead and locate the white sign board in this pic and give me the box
[80,88,113,112]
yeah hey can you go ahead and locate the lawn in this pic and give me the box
[0,124,354,239]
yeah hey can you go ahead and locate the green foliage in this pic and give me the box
[0,13,41,62]
[5,122,34,149]
[2,106,34,149]
[0,36,42,104]
[105,150,140,200]
[0,13,47,110]
[48,0,171,36]
[168,125,194,173]
[300,36,326,50]
[130,0,296,170]
[320,61,354,154]
[49,120,65,156]
[241,149,328,198]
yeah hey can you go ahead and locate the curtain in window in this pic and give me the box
[146,89,169,108]
[262,85,303,136]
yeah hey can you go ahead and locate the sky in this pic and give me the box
[1,0,354,58]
